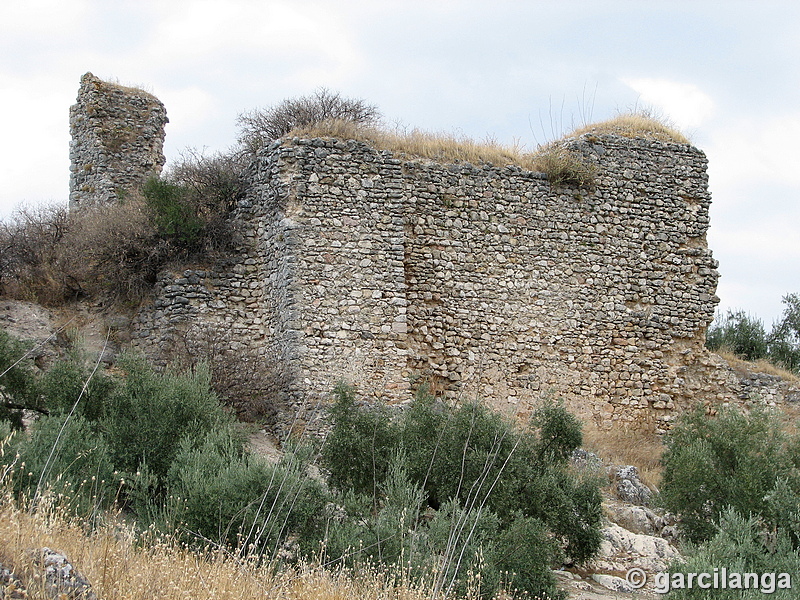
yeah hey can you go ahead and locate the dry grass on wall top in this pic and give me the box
[288,119,597,186]
[0,490,456,600]
[287,112,687,185]
[566,112,690,145]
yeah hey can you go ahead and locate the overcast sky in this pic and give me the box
[1,0,798,326]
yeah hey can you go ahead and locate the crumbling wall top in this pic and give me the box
[69,72,168,207]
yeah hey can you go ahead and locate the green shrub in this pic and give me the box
[492,516,564,600]
[141,178,204,248]
[705,310,768,360]
[0,329,41,428]
[768,293,800,372]
[660,407,800,543]
[320,383,399,497]
[39,350,115,422]
[167,429,326,557]
[319,388,602,599]
[666,509,800,599]
[101,353,233,484]
[9,414,117,512]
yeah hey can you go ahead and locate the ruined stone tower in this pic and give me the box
[68,72,168,207]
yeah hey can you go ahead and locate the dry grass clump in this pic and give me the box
[715,349,800,385]
[290,119,534,169]
[289,119,595,187]
[0,489,450,600]
[581,422,666,489]
[567,110,690,144]
[527,144,597,187]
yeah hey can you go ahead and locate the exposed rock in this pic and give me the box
[591,573,635,593]
[591,523,679,574]
[0,563,27,599]
[605,502,675,536]
[31,547,97,600]
[611,465,652,505]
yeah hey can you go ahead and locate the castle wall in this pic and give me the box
[132,134,735,432]
[69,73,168,207]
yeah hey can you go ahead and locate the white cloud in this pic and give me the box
[0,74,71,218]
[158,87,217,134]
[622,77,715,130]
[140,1,363,86]
[0,0,88,39]
[707,114,800,192]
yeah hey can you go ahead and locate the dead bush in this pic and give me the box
[0,203,77,304]
[64,198,169,303]
[237,88,382,155]
[173,323,278,423]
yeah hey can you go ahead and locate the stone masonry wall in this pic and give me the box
[130,133,784,434]
[69,73,167,207]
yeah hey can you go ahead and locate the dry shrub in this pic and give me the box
[238,88,381,155]
[0,198,169,306]
[581,421,665,488]
[0,204,76,304]
[173,323,278,423]
[64,197,169,303]
[567,109,690,144]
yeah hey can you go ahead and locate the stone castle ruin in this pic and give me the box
[69,73,168,206]
[68,74,798,434]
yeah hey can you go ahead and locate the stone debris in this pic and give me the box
[1,549,97,600]
[611,465,652,505]
[31,547,97,600]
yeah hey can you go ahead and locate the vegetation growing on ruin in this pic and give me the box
[706,295,800,374]
[567,109,690,144]
[1,334,598,599]
[658,407,800,599]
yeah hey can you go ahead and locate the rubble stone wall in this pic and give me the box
[69,72,167,207]
[130,133,757,433]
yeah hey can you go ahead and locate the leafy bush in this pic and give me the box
[164,429,326,556]
[705,310,768,360]
[9,414,118,511]
[101,354,233,485]
[237,88,382,154]
[660,407,800,543]
[705,295,800,373]
[492,516,564,600]
[768,293,800,372]
[666,509,800,599]
[38,349,115,422]
[0,329,41,428]
[321,383,398,497]
[319,387,602,599]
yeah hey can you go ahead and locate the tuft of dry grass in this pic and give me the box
[581,422,666,489]
[289,119,534,169]
[0,489,455,600]
[289,119,595,187]
[566,110,690,144]
[714,349,800,385]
